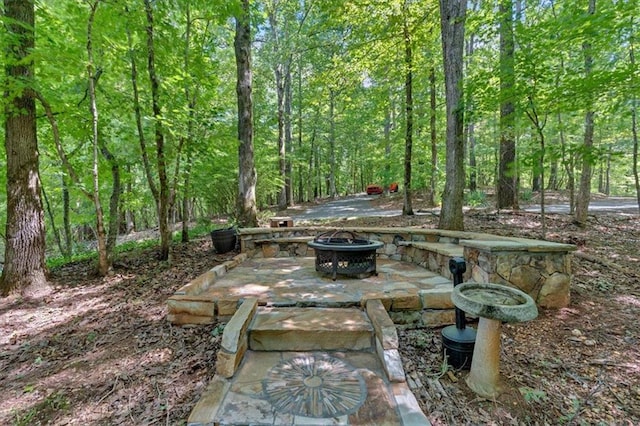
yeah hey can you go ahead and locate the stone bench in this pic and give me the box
[238,226,576,308]
[396,241,465,280]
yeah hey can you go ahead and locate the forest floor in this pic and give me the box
[1,193,639,425]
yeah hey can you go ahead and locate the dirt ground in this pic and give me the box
[1,194,639,425]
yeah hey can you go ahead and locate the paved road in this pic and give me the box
[291,194,401,221]
[524,197,638,214]
[290,194,638,221]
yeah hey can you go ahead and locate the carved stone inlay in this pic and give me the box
[263,355,366,418]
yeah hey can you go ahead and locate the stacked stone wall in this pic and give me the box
[238,227,575,309]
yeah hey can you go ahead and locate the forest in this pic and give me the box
[1,0,639,295]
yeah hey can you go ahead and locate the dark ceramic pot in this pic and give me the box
[210,227,237,253]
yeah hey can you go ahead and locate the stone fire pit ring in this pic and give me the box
[307,231,384,280]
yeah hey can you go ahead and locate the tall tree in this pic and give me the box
[428,65,437,206]
[268,2,289,210]
[40,1,121,275]
[143,0,172,259]
[574,0,596,225]
[630,17,639,213]
[328,88,337,199]
[496,0,518,209]
[85,0,115,274]
[438,0,467,231]
[402,1,414,216]
[546,0,576,212]
[465,26,476,193]
[525,98,548,237]
[1,0,50,297]
[235,0,258,226]
[181,1,195,243]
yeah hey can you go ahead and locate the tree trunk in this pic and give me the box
[532,172,541,193]
[525,100,547,238]
[101,143,121,261]
[181,4,196,243]
[86,1,111,275]
[86,1,121,267]
[558,113,575,213]
[497,0,518,209]
[547,4,574,213]
[143,0,171,259]
[274,60,287,209]
[384,92,392,194]
[124,167,135,233]
[575,0,596,226]
[329,89,337,199]
[429,66,437,206]
[575,112,595,225]
[402,9,414,216]
[438,0,467,231]
[630,18,640,213]
[181,170,191,243]
[311,121,318,198]
[285,61,294,206]
[548,160,558,190]
[62,176,72,255]
[465,32,476,194]
[297,59,305,203]
[42,186,64,258]
[36,91,103,262]
[604,146,611,196]
[126,10,158,205]
[634,94,639,212]
[235,0,258,227]
[1,0,50,297]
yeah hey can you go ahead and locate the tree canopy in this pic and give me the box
[1,0,638,283]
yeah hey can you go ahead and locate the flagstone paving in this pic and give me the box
[187,257,440,425]
[198,257,451,311]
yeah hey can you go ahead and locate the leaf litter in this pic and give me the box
[0,198,638,424]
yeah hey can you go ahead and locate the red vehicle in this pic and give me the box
[366,184,384,195]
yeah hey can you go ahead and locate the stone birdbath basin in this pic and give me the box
[452,282,538,398]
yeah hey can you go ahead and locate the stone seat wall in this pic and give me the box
[238,226,576,308]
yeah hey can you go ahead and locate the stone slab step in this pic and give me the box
[249,307,374,351]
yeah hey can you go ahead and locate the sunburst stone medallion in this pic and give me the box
[263,354,367,418]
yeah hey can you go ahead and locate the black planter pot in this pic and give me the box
[210,227,237,253]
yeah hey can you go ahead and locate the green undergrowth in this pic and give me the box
[13,391,70,426]
[46,222,223,270]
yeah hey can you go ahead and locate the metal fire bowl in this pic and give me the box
[308,232,383,280]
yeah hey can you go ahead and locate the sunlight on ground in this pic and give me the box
[231,284,271,296]
[615,295,640,307]
[555,307,580,320]
[0,292,110,345]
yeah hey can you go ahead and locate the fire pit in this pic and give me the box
[307,231,384,280]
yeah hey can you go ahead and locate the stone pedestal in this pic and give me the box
[466,318,502,398]
[452,282,539,400]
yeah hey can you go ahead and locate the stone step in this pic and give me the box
[249,307,374,351]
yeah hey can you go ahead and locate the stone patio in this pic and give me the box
[169,256,458,327]
[173,227,575,425]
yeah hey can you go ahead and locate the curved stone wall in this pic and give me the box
[238,226,575,309]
